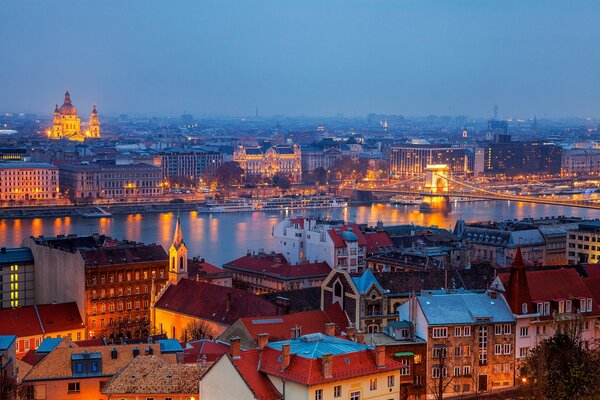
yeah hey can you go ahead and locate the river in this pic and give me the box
[3,200,600,266]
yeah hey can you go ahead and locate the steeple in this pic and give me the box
[54,104,59,113]
[92,104,97,114]
[168,215,188,284]
[64,91,71,104]
[505,248,531,315]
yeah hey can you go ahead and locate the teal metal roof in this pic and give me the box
[418,291,514,326]
[158,339,183,353]
[351,269,384,294]
[0,248,34,266]
[0,335,16,350]
[266,333,370,359]
[37,338,64,353]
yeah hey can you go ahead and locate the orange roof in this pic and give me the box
[0,302,83,338]
[230,351,283,400]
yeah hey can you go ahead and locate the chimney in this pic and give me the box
[346,325,356,340]
[230,336,241,359]
[200,354,207,370]
[375,345,386,368]
[281,343,291,370]
[290,327,297,339]
[133,347,140,357]
[356,330,365,344]
[322,354,333,379]
[257,333,269,350]
[110,348,118,359]
[325,323,336,336]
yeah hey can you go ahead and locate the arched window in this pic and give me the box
[522,303,528,314]
[179,256,184,270]
[171,257,175,271]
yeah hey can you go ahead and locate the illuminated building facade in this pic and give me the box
[390,145,469,178]
[561,149,600,176]
[159,148,223,184]
[484,141,561,176]
[48,91,100,141]
[234,144,302,182]
[0,247,34,309]
[0,162,59,201]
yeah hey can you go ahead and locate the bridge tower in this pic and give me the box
[420,164,452,212]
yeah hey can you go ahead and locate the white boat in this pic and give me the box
[390,195,423,206]
[197,196,347,213]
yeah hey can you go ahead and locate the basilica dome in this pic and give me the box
[58,91,78,116]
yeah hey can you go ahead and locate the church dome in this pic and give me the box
[58,91,78,116]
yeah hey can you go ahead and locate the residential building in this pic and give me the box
[0,302,84,357]
[390,145,470,178]
[21,234,169,338]
[494,250,599,368]
[0,162,59,202]
[102,355,204,400]
[218,303,349,348]
[47,91,100,141]
[0,247,34,309]
[159,148,224,184]
[223,252,331,293]
[561,148,600,176]
[484,141,562,176]
[200,334,403,400]
[234,144,302,182]
[300,146,343,174]
[58,162,163,201]
[398,290,516,398]
[21,342,175,400]
[566,221,600,264]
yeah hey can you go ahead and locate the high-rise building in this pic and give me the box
[389,145,470,178]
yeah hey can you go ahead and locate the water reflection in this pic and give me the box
[1,201,599,265]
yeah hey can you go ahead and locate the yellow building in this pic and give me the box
[48,91,100,141]
[234,144,302,182]
[0,162,59,202]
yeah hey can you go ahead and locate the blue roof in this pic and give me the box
[351,269,384,294]
[158,339,183,353]
[341,231,358,241]
[0,248,34,266]
[37,338,64,353]
[266,333,370,359]
[0,335,16,351]
[417,291,514,326]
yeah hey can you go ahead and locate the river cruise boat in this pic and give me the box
[198,195,347,213]
[390,194,423,206]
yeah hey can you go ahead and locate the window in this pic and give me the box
[67,382,80,394]
[432,327,448,338]
[454,326,462,337]
[536,303,543,314]
[314,389,323,400]
[350,392,360,400]
[519,347,529,358]
[503,344,512,355]
[370,378,377,390]
[433,347,447,359]
[414,354,422,364]
[432,367,447,378]
[495,325,502,335]
[494,344,502,355]
[454,346,461,357]
[388,375,395,386]
[463,326,471,336]
[333,385,341,398]
[520,327,529,337]
[463,345,471,356]
[543,302,550,316]
[400,360,410,376]
[415,375,423,386]
[463,366,471,376]
[566,300,572,313]
[586,298,593,312]
[503,324,512,335]
[493,364,501,374]
[454,366,461,376]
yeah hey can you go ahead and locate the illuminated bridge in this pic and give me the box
[356,165,600,211]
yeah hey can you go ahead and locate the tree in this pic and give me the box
[215,162,244,187]
[272,173,292,194]
[312,167,328,185]
[181,319,215,342]
[522,327,600,400]
[428,345,455,400]
[0,370,18,400]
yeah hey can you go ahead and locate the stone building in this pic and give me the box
[233,144,302,182]
[48,91,100,141]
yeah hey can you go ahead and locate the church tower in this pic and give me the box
[89,105,101,138]
[168,216,188,284]
[51,104,62,139]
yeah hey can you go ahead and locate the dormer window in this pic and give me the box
[543,302,550,316]
[586,298,593,312]
[558,301,565,314]
[536,303,543,315]
[522,303,528,314]
[566,300,572,313]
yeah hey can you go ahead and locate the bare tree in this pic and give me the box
[181,320,214,342]
[429,345,455,400]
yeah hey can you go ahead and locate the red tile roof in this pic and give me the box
[183,339,230,363]
[259,346,402,386]
[188,259,231,279]
[582,265,600,307]
[155,279,278,325]
[224,254,331,280]
[363,231,394,253]
[230,351,283,400]
[327,224,367,248]
[238,303,349,341]
[0,302,83,338]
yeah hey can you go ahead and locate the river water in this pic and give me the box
[3,200,600,266]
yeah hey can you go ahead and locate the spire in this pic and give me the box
[172,215,183,246]
[505,247,531,315]
[92,104,97,114]
[64,91,71,104]
[54,104,59,113]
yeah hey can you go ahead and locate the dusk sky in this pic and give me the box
[2,1,600,118]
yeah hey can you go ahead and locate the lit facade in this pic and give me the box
[159,148,224,184]
[0,162,59,202]
[49,91,100,141]
[234,144,302,182]
[566,221,600,264]
[390,145,469,178]
[561,149,600,176]
[0,247,34,309]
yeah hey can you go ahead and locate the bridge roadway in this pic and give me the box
[358,188,600,210]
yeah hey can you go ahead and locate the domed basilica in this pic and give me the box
[48,91,100,141]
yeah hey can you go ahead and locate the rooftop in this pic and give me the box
[0,247,34,266]
[266,333,369,359]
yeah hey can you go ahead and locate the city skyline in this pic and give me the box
[2,1,600,118]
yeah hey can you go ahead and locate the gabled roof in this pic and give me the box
[228,351,283,400]
[327,224,367,248]
[103,355,202,395]
[351,269,384,294]
[0,302,83,338]
[154,279,277,326]
[417,291,515,325]
[237,303,349,342]
[363,231,394,253]
[0,335,16,351]
[183,340,230,363]
[224,254,331,280]
[259,335,402,386]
